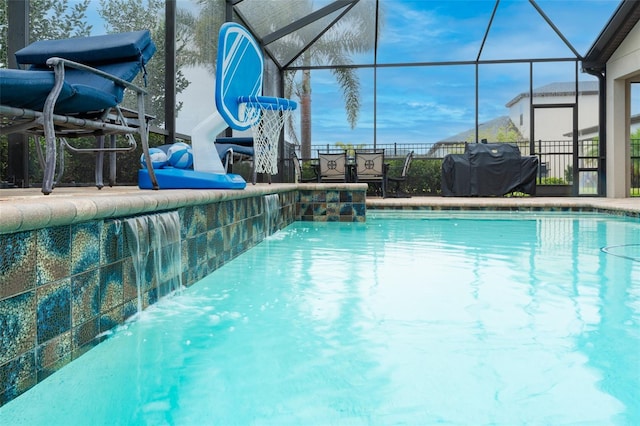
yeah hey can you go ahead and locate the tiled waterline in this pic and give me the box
[0,184,368,406]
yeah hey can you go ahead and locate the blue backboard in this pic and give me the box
[215,23,263,131]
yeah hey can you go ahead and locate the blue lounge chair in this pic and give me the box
[0,30,157,194]
[215,137,254,172]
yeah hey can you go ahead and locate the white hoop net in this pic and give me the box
[241,98,294,176]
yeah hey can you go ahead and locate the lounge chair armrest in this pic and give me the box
[46,57,148,95]
[36,57,157,194]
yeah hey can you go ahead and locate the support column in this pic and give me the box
[606,78,630,197]
[6,0,30,188]
[164,0,176,144]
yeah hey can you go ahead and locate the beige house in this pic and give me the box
[505,81,600,142]
[583,1,640,197]
[434,1,640,197]
[505,82,600,190]
[433,84,600,188]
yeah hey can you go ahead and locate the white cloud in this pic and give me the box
[173,0,620,147]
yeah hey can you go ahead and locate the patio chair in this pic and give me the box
[354,149,386,197]
[318,150,348,183]
[385,151,414,198]
[291,152,318,183]
[0,30,157,194]
[215,137,254,173]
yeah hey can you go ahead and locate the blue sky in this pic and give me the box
[72,0,623,146]
[295,0,622,147]
[75,0,623,145]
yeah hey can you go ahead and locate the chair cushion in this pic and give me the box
[215,137,254,147]
[54,84,121,114]
[2,32,156,114]
[0,69,74,110]
[15,30,154,66]
[215,143,254,159]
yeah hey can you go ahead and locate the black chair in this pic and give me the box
[291,152,318,182]
[215,137,254,173]
[385,151,413,198]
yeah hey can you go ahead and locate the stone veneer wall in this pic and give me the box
[0,186,367,407]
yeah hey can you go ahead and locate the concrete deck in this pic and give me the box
[367,193,640,213]
[1,184,640,234]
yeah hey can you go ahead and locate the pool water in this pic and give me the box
[1,211,639,425]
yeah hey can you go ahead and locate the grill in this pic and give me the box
[441,143,538,196]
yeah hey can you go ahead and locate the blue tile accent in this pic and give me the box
[206,203,220,230]
[326,190,340,202]
[72,318,99,355]
[122,257,138,305]
[353,203,366,217]
[71,222,100,276]
[123,299,138,321]
[101,220,124,264]
[36,226,71,287]
[340,191,353,202]
[0,350,35,406]
[71,269,100,327]
[327,202,340,216]
[179,206,193,241]
[0,231,37,299]
[99,262,123,314]
[0,291,36,364]
[99,307,122,333]
[36,280,71,344]
[339,203,353,216]
[181,206,206,240]
[313,191,327,202]
[36,332,71,381]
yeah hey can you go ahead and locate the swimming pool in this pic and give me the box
[1,211,638,425]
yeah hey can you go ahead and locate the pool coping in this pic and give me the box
[0,183,368,234]
[1,184,640,234]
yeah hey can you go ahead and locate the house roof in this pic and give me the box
[583,0,640,73]
[438,116,518,144]
[563,113,640,138]
[505,81,599,107]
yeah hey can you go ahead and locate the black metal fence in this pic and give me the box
[632,139,640,195]
[310,140,577,184]
[1,136,638,196]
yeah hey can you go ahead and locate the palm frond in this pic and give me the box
[331,66,360,129]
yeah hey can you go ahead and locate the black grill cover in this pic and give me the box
[441,143,538,196]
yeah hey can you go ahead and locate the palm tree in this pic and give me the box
[190,0,380,159]
[282,1,380,158]
[335,141,365,157]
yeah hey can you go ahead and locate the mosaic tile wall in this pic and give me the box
[298,188,366,222]
[0,188,365,407]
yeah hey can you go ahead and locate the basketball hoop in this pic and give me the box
[238,96,297,184]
